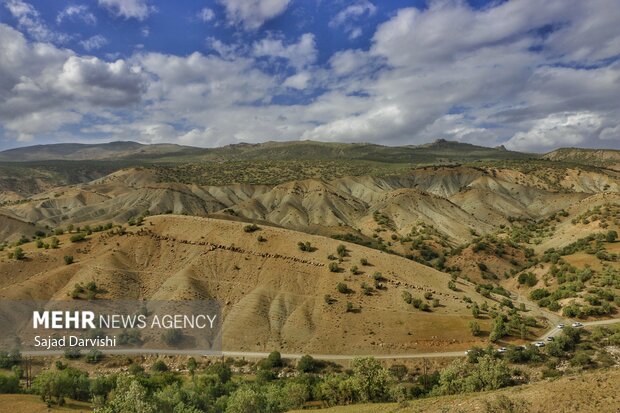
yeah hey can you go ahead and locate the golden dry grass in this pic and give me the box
[0,215,495,355]
[288,368,620,413]
[0,395,90,412]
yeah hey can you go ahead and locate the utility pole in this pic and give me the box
[422,357,428,391]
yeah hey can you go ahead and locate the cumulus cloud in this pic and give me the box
[139,51,275,111]
[329,49,376,76]
[219,0,290,30]
[0,23,144,140]
[330,1,376,39]
[305,0,620,150]
[1,0,620,152]
[80,35,108,51]
[98,0,153,20]
[283,72,311,90]
[4,0,70,42]
[198,8,215,22]
[54,56,144,106]
[253,33,317,69]
[56,5,97,25]
[506,112,603,152]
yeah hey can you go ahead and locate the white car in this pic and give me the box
[497,347,507,354]
[571,322,584,328]
[557,323,565,329]
[547,336,554,341]
[534,341,546,347]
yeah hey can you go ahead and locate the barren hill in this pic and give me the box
[1,164,618,247]
[0,215,496,355]
[544,148,620,170]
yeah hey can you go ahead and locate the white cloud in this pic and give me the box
[543,0,620,65]
[56,5,97,25]
[2,1,620,152]
[198,8,215,22]
[253,33,317,69]
[98,0,153,20]
[330,0,376,26]
[505,112,603,152]
[330,1,377,40]
[302,105,404,142]
[139,51,275,110]
[4,0,70,43]
[0,23,144,140]
[80,35,108,51]
[283,72,311,90]
[54,56,144,106]
[329,49,373,76]
[218,0,290,30]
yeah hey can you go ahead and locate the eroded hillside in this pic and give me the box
[0,215,502,354]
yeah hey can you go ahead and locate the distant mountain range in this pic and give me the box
[2,140,618,169]
[0,141,193,162]
[0,139,532,163]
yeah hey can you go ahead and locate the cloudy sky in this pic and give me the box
[0,0,619,152]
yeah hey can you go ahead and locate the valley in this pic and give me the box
[0,140,618,412]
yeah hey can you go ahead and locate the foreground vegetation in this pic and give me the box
[0,323,617,412]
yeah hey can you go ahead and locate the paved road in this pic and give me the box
[18,277,618,361]
[539,317,620,341]
[22,318,618,360]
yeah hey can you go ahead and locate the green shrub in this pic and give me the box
[70,233,86,243]
[336,244,347,257]
[298,241,315,252]
[243,224,260,233]
[85,349,103,364]
[151,360,168,372]
[11,247,25,260]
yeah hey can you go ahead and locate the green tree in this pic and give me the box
[489,315,507,342]
[297,355,318,373]
[96,375,156,413]
[472,302,480,318]
[0,374,20,394]
[469,320,481,336]
[435,355,511,395]
[351,357,391,402]
[226,387,265,413]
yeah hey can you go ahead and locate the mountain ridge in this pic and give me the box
[0,139,533,162]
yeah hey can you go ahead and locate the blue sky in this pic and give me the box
[0,0,619,151]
